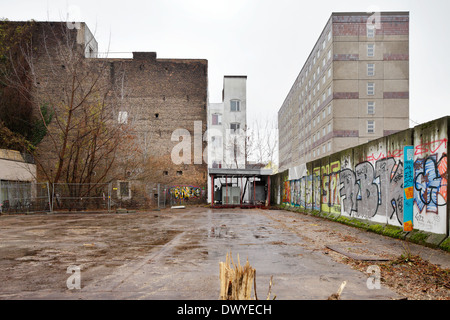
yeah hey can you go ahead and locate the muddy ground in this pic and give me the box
[0,207,448,300]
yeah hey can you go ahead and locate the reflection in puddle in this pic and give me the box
[208,224,235,239]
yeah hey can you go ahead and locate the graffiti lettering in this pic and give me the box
[414,154,448,214]
[374,158,404,224]
[339,169,358,215]
[414,139,448,157]
[313,168,321,211]
[366,149,403,162]
[279,142,447,234]
[169,186,202,200]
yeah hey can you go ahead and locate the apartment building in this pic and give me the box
[278,12,409,171]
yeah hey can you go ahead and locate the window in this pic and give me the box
[212,114,222,125]
[367,101,375,114]
[328,141,332,152]
[328,122,332,133]
[367,44,375,57]
[367,120,375,134]
[119,181,130,198]
[367,63,375,76]
[328,49,332,60]
[367,82,375,96]
[327,68,332,78]
[230,100,240,112]
[118,111,128,124]
[367,26,375,38]
[328,104,332,115]
[230,123,240,133]
[322,144,326,154]
[328,30,332,41]
[327,86,332,97]
[176,171,183,176]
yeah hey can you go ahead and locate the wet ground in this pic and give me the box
[0,207,448,300]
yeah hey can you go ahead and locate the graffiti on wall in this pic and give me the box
[313,168,321,211]
[282,180,290,204]
[412,137,448,233]
[321,161,341,214]
[169,185,202,199]
[279,136,448,233]
[414,153,447,214]
[340,157,405,224]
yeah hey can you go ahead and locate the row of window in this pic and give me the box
[311,141,333,159]
[307,119,375,161]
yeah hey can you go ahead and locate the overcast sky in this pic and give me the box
[2,0,449,129]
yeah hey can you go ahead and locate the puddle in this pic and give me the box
[208,225,235,239]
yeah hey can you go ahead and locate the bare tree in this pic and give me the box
[0,21,134,192]
[223,125,249,169]
[247,117,278,170]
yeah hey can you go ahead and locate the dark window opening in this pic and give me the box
[120,181,129,197]
[176,171,183,176]
[155,113,159,119]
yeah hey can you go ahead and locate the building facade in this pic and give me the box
[2,21,208,208]
[207,76,248,170]
[207,76,247,203]
[278,12,409,172]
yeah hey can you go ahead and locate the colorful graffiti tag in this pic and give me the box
[169,186,202,200]
[321,161,341,214]
[414,154,447,214]
[281,155,447,229]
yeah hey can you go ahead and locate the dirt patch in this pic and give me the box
[0,212,181,294]
[346,255,450,300]
[260,209,450,300]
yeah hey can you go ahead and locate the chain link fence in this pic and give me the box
[0,181,51,214]
[51,183,111,212]
[1,181,206,214]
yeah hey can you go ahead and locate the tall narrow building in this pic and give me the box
[278,12,409,172]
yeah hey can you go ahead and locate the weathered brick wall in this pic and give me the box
[3,22,208,208]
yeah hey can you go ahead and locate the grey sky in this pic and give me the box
[1,0,449,129]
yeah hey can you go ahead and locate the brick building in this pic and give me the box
[278,12,409,172]
[1,21,208,208]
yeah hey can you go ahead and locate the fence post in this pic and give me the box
[108,183,111,213]
[51,183,55,212]
[157,183,160,209]
[46,182,52,213]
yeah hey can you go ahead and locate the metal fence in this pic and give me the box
[157,184,168,209]
[0,181,204,214]
[0,181,51,214]
[52,183,111,212]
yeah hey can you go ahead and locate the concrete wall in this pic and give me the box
[272,117,449,246]
[0,149,36,182]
